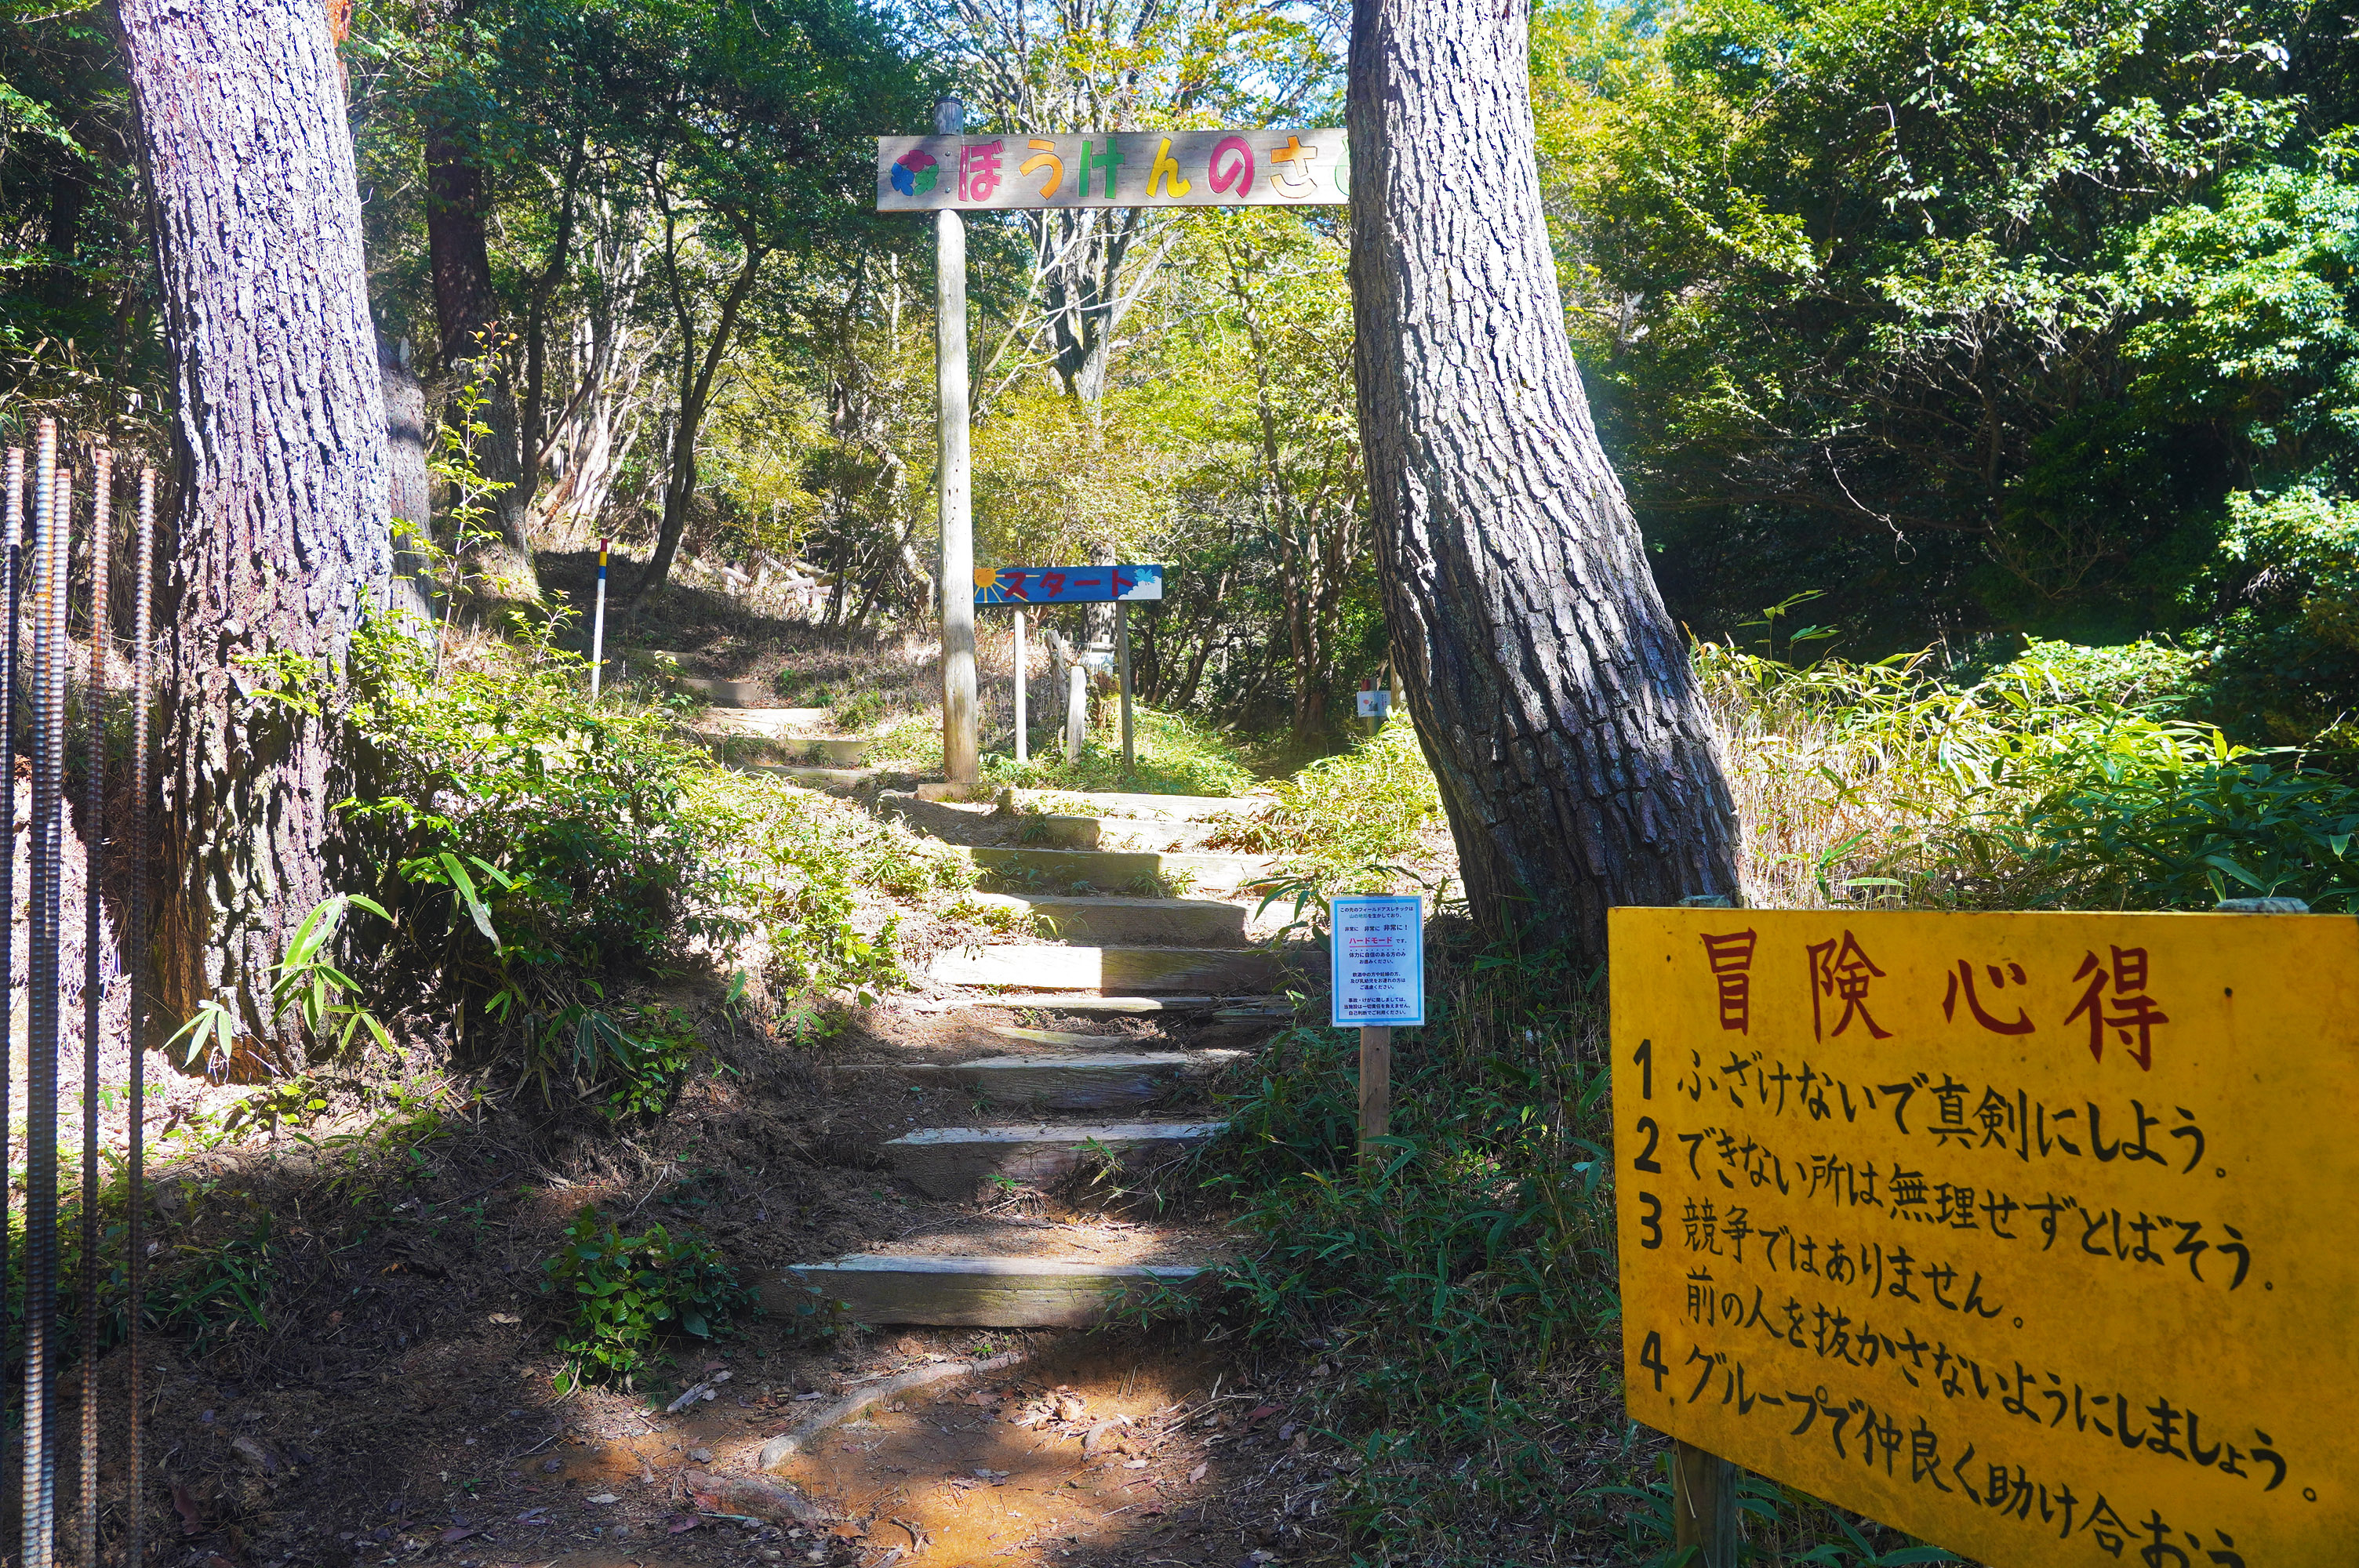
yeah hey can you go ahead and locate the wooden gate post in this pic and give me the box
[932,96,979,788]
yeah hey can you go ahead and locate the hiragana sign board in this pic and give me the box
[972,564,1163,606]
[1610,908,2355,1568]
[879,130,1348,212]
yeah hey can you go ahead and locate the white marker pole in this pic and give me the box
[589,535,609,700]
[1013,609,1028,764]
[935,96,980,788]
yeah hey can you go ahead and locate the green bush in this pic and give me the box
[1186,946,1619,1562]
[830,686,887,731]
[541,1206,757,1388]
[1696,636,2359,911]
[2186,487,2359,757]
[343,608,975,1085]
[1205,713,1445,907]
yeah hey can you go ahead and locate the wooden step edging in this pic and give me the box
[969,891,1247,946]
[776,1255,1210,1328]
[964,845,1271,891]
[925,943,1293,994]
[906,993,1284,1014]
[833,1049,1247,1111]
[883,1120,1227,1198]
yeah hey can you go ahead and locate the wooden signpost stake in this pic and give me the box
[1357,1024,1391,1163]
[1330,895,1423,1166]
[589,535,609,700]
[932,96,979,789]
[1115,599,1134,772]
[1012,609,1027,764]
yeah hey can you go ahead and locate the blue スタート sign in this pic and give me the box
[974,564,1164,605]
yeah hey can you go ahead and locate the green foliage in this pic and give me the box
[541,1206,758,1388]
[1187,948,1617,1560]
[1208,713,1445,907]
[877,702,1259,797]
[1697,637,2359,911]
[829,686,885,732]
[1535,0,2359,669]
[2186,487,2359,754]
[345,605,970,1086]
[523,1002,701,1122]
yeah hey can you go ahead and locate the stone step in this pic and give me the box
[965,845,1270,893]
[883,1120,1227,1199]
[1014,789,1263,822]
[780,1255,1209,1328]
[970,891,1247,946]
[876,1048,1246,1109]
[676,675,771,707]
[695,706,832,737]
[926,944,1292,994]
[907,993,1283,1014]
[1015,815,1206,852]
[724,761,878,796]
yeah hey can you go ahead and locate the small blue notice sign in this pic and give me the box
[1330,895,1423,1028]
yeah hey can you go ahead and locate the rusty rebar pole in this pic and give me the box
[23,425,70,1568]
[78,446,111,1567]
[124,462,154,1568]
[0,441,21,1490]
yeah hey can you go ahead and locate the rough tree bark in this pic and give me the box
[1349,0,1740,959]
[118,0,392,1065]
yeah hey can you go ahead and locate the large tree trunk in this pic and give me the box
[1349,0,1740,959]
[423,129,542,600]
[119,0,393,1067]
[380,332,436,627]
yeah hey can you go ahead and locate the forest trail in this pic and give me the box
[665,677,1327,1566]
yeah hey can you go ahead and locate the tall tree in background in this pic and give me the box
[1350,0,1739,956]
[118,0,391,1062]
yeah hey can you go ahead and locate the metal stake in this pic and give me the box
[124,465,155,1568]
[24,427,70,1568]
[590,535,608,699]
[78,447,111,1566]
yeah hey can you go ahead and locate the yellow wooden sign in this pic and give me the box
[1610,909,2359,1568]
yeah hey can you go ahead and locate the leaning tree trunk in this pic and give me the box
[423,130,542,601]
[119,0,392,1069]
[1348,0,1740,960]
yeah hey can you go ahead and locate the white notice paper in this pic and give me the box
[1329,895,1423,1028]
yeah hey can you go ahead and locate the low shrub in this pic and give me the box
[342,608,976,1094]
[1205,713,1448,911]
[540,1206,758,1388]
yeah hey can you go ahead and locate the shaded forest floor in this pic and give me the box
[29,564,1385,1568]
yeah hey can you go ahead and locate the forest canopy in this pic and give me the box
[1535,0,2359,748]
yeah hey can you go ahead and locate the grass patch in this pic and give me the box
[1205,713,1448,906]
[875,703,1259,796]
